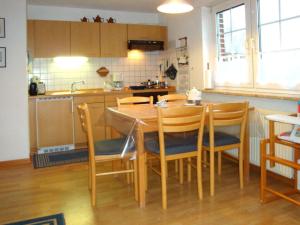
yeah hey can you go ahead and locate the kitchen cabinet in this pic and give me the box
[127,24,168,48]
[34,20,70,57]
[104,93,132,139]
[29,99,37,154]
[100,23,128,57]
[70,22,100,57]
[73,96,105,147]
[36,97,73,148]
[27,20,35,57]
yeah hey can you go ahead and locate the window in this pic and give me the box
[212,0,300,92]
[256,0,300,90]
[215,4,250,86]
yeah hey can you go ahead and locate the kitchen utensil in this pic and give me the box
[93,15,104,23]
[29,82,38,96]
[107,17,116,23]
[37,82,46,95]
[97,67,109,77]
[186,87,202,102]
[165,64,177,80]
[129,85,146,90]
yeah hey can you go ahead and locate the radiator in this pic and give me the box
[225,108,294,179]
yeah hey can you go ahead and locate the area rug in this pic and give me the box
[4,213,65,225]
[32,149,88,168]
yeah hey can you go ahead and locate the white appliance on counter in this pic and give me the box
[112,73,124,90]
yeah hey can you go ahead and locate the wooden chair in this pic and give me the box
[117,96,153,107]
[144,106,206,209]
[158,93,187,179]
[158,93,187,102]
[77,103,138,206]
[203,102,249,196]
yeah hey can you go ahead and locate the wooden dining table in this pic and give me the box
[106,101,251,208]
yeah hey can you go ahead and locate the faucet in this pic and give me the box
[71,80,86,93]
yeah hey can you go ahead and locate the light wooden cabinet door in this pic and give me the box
[73,96,105,147]
[100,23,128,57]
[27,20,35,57]
[37,98,73,148]
[29,99,37,155]
[34,20,70,57]
[70,22,100,57]
[127,24,167,42]
[88,103,106,142]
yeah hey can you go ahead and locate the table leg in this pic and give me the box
[136,125,146,208]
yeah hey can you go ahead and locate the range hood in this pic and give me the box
[128,40,164,51]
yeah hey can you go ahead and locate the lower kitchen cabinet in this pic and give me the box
[36,97,74,148]
[73,96,105,148]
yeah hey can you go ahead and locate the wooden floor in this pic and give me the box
[0,159,299,225]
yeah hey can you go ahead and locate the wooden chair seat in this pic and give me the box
[203,132,240,147]
[94,138,134,155]
[145,132,198,155]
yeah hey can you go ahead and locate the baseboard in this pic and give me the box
[222,153,294,186]
[0,158,31,168]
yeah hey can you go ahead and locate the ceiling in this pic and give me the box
[27,0,222,13]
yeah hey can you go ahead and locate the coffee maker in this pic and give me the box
[112,73,124,90]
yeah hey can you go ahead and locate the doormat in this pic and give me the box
[32,149,88,168]
[4,213,65,225]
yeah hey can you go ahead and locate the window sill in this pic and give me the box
[202,89,300,101]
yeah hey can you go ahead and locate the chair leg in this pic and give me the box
[88,161,92,190]
[203,151,207,167]
[166,161,168,178]
[91,164,96,206]
[179,159,184,184]
[218,152,222,176]
[187,158,192,182]
[197,153,203,200]
[126,160,130,184]
[161,159,168,210]
[175,160,179,174]
[133,159,138,202]
[239,147,244,189]
[145,152,148,191]
[210,151,215,196]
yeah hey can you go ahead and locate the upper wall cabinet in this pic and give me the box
[70,22,100,57]
[128,24,167,41]
[34,20,70,58]
[27,20,35,57]
[100,23,128,57]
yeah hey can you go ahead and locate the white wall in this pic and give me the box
[159,6,204,90]
[27,5,159,24]
[0,0,29,161]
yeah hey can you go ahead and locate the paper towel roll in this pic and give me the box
[204,70,213,89]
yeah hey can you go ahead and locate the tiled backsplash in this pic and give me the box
[28,51,163,91]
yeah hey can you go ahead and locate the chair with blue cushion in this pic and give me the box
[144,106,206,209]
[77,103,138,206]
[203,102,249,197]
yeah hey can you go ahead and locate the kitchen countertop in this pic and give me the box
[28,86,176,99]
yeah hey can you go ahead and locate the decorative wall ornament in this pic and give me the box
[0,18,5,38]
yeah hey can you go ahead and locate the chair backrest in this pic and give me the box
[157,106,206,157]
[117,96,153,107]
[77,103,96,161]
[158,93,187,102]
[208,102,249,147]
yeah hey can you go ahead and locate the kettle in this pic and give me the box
[29,82,38,96]
[186,87,202,101]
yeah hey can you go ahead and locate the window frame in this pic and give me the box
[212,0,253,89]
[211,0,300,94]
